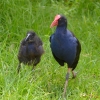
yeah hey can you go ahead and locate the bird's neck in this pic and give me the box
[56,26,67,34]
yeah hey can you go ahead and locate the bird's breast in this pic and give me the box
[51,35,77,65]
[27,44,36,54]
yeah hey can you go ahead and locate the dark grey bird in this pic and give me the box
[50,15,81,97]
[17,31,44,73]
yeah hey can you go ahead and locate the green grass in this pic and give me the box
[0,0,100,100]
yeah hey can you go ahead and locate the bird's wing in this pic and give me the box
[52,51,64,66]
[20,39,27,46]
[37,37,43,45]
[75,39,81,61]
[49,34,54,43]
[50,33,64,66]
[31,35,43,46]
[71,39,81,70]
[76,39,81,56]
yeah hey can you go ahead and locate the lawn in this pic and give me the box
[0,0,100,100]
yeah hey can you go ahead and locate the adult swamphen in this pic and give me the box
[50,15,81,97]
[17,31,44,73]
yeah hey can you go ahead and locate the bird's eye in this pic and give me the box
[59,18,61,21]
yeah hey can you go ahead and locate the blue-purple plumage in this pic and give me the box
[50,29,78,67]
[50,15,81,70]
[50,14,81,97]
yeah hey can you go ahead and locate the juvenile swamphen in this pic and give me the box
[17,31,44,73]
[50,15,81,97]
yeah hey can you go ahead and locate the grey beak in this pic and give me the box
[25,34,30,41]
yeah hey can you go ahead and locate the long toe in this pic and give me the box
[72,71,77,78]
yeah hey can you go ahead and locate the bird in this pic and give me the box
[50,15,81,97]
[17,31,44,73]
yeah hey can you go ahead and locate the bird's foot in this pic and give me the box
[17,64,21,74]
[32,67,35,72]
[72,71,77,79]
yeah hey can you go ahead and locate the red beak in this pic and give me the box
[50,15,61,28]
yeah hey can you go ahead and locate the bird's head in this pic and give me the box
[50,14,67,28]
[25,31,36,42]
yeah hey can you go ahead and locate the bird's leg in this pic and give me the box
[63,68,72,98]
[32,57,40,70]
[72,71,77,78]
[17,62,21,73]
